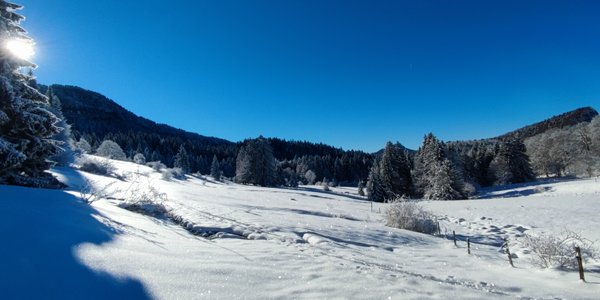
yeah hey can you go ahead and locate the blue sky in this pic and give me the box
[18,0,600,152]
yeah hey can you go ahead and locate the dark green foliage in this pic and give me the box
[496,107,598,141]
[174,145,191,173]
[380,142,412,199]
[489,139,535,185]
[210,155,221,180]
[235,137,276,187]
[366,159,385,202]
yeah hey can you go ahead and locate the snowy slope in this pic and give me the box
[1,156,599,299]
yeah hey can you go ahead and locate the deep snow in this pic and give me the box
[1,155,599,299]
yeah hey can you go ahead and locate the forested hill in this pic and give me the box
[494,107,598,141]
[46,84,232,147]
[43,84,372,183]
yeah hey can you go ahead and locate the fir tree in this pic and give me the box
[489,139,535,184]
[174,145,191,173]
[413,133,465,200]
[47,87,74,166]
[366,159,385,202]
[0,1,61,187]
[210,154,221,180]
[379,142,412,199]
[235,137,276,187]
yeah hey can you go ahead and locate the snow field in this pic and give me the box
[2,155,599,299]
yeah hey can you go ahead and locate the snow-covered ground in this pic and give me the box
[1,155,599,299]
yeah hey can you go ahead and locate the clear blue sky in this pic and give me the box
[17,0,600,152]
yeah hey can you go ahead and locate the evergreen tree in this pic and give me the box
[174,145,191,173]
[366,159,385,202]
[413,133,465,200]
[210,154,221,180]
[76,137,92,153]
[489,139,535,184]
[235,137,276,187]
[379,142,412,199]
[357,180,365,196]
[0,1,61,187]
[47,87,74,166]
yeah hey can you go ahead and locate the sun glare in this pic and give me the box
[5,38,35,61]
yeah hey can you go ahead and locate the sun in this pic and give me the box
[5,38,35,61]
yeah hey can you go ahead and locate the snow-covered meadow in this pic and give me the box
[2,155,599,299]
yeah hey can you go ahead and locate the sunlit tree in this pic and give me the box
[0,1,61,187]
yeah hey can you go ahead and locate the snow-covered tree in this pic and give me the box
[235,136,276,187]
[96,140,126,160]
[75,137,92,153]
[489,139,534,184]
[173,145,190,173]
[366,158,386,202]
[133,153,146,164]
[357,180,365,196]
[210,154,221,180]
[304,169,316,185]
[0,1,61,187]
[413,133,465,200]
[46,87,74,166]
[380,142,412,199]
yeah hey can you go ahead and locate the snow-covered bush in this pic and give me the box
[133,153,146,164]
[161,167,185,181]
[147,161,166,171]
[75,138,92,153]
[384,199,437,234]
[96,140,127,160]
[322,181,330,191]
[521,230,597,270]
[76,156,115,176]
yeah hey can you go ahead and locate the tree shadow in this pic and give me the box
[0,184,151,299]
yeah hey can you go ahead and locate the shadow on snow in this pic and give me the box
[0,183,151,299]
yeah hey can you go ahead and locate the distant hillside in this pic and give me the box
[495,107,598,141]
[43,84,372,183]
[47,85,232,147]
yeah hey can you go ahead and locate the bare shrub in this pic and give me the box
[521,230,598,269]
[119,185,169,218]
[76,156,115,176]
[118,174,170,218]
[384,199,437,234]
[78,179,120,204]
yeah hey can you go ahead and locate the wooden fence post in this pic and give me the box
[453,231,457,247]
[504,238,514,267]
[575,246,585,282]
[467,238,471,254]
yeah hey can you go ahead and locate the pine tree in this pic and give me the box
[47,87,74,166]
[413,133,465,200]
[366,159,385,202]
[379,142,412,199]
[174,145,191,173]
[235,137,276,187]
[210,154,221,181]
[489,139,535,184]
[76,137,92,153]
[0,1,61,187]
